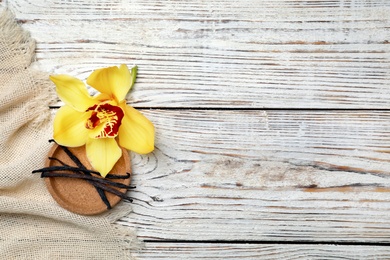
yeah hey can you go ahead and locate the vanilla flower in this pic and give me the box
[50,64,154,177]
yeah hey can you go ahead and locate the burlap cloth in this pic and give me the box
[0,9,139,259]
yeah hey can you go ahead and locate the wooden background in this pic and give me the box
[4,0,390,258]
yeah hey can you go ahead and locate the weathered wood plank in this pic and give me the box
[115,110,390,242]
[7,0,390,109]
[5,0,390,256]
[134,242,390,260]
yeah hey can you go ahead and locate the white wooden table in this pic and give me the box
[5,0,390,258]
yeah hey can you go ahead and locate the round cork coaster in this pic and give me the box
[45,144,131,215]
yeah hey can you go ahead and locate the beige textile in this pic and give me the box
[0,9,138,259]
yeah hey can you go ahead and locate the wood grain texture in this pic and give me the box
[134,242,390,260]
[6,0,390,108]
[116,110,390,242]
[4,0,390,258]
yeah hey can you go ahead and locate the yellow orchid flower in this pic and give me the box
[50,64,154,177]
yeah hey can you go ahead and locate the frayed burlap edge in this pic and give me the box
[0,8,140,259]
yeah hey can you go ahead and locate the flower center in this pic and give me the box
[85,102,124,138]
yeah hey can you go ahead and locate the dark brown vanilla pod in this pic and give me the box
[33,141,133,215]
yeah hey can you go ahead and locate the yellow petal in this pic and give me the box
[86,64,133,103]
[53,105,89,147]
[118,104,155,154]
[50,75,96,112]
[86,138,122,177]
[93,93,114,103]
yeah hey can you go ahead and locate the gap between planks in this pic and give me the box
[133,242,390,260]
[143,239,390,247]
[49,106,390,111]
